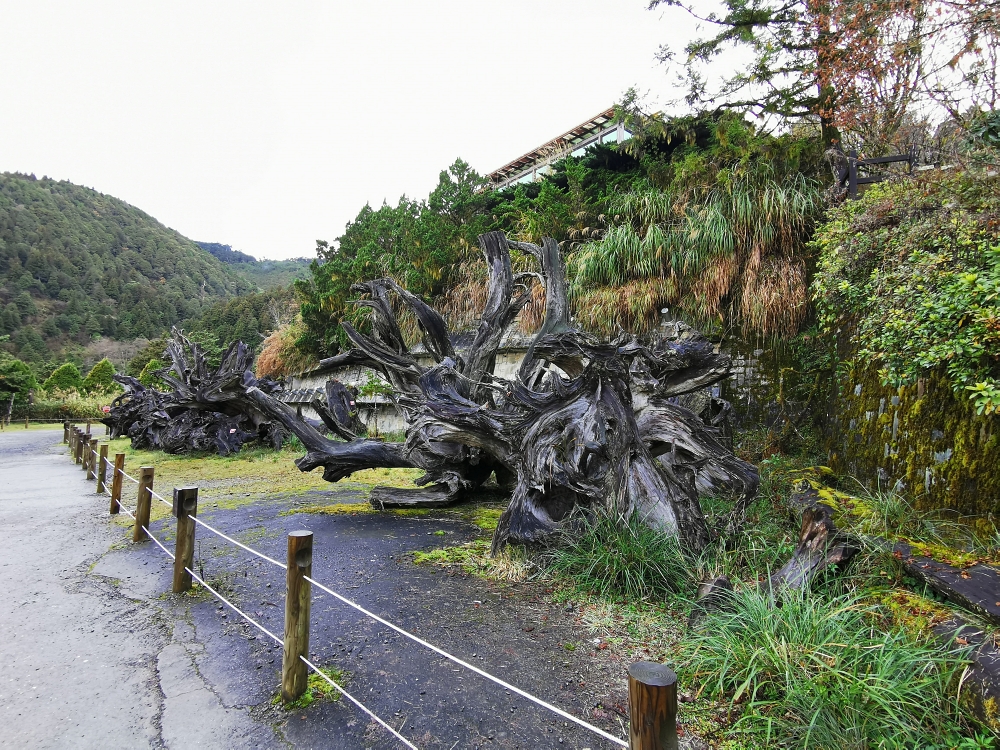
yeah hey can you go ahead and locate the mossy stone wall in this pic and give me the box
[828,363,999,518]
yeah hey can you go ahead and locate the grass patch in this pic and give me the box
[103,438,423,512]
[547,513,694,600]
[684,586,975,749]
[272,666,349,710]
[413,539,534,581]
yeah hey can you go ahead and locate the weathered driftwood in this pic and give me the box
[768,501,860,591]
[103,330,295,456]
[243,231,759,553]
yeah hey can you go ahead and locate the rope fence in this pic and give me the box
[61,421,678,750]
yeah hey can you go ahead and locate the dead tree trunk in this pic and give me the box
[103,331,290,455]
[243,231,758,553]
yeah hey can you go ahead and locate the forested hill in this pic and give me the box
[0,172,254,363]
[196,241,312,289]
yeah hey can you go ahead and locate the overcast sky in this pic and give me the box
[1,1,698,260]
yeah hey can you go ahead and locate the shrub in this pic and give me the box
[812,171,1000,414]
[0,356,37,403]
[42,362,83,393]
[138,358,166,389]
[82,358,118,393]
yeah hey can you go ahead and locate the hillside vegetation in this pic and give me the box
[0,173,254,364]
[197,242,312,289]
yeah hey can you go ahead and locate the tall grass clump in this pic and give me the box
[548,513,694,600]
[684,586,973,748]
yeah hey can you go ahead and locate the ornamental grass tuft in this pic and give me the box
[683,586,974,749]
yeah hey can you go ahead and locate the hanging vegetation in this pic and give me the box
[569,155,824,338]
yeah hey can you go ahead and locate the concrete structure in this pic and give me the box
[485,107,630,190]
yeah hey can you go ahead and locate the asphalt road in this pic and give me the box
[0,428,634,750]
[0,428,277,749]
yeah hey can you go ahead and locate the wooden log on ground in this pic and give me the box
[769,503,859,591]
[894,541,1000,626]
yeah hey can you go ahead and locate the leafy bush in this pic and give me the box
[42,362,83,392]
[684,586,972,748]
[812,171,1000,414]
[548,512,693,600]
[138,358,166,389]
[82,358,118,393]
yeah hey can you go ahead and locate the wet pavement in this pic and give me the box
[0,429,631,749]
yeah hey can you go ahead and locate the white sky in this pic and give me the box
[1,1,698,260]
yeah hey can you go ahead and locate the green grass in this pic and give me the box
[272,666,349,710]
[683,586,976,749]
[547,512,694,600]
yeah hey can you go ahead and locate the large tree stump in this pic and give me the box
[243,231,759,553]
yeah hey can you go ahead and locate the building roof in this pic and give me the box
[486,107,618,186]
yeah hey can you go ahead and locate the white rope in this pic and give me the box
[149,488,172,507]
[300,655,419,750]
[184,566,283,646]
[177,566,415,749]
[190,516,288,570]
[121,470,140,485]
[142,525,176,560]
[118,503,135,520]
[304,575,628,747]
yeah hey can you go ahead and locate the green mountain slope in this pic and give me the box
[0,172,254,364]
[195,242,312,289]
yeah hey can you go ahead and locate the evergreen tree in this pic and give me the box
[82,358,117,393]
[42,362,83,392]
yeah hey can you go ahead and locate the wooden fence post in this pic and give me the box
[68,427,75,453]
[86,420,91,434]
[63,422,69,443]
[74,430,86,464]
[172,487,198,593]
[96,443,109,493]
[133,466,154,543]
[628,662,679,750]
[82,433,92,471]
[86,438,98,480]
[110,453,125,514]
[281,530,313,702]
